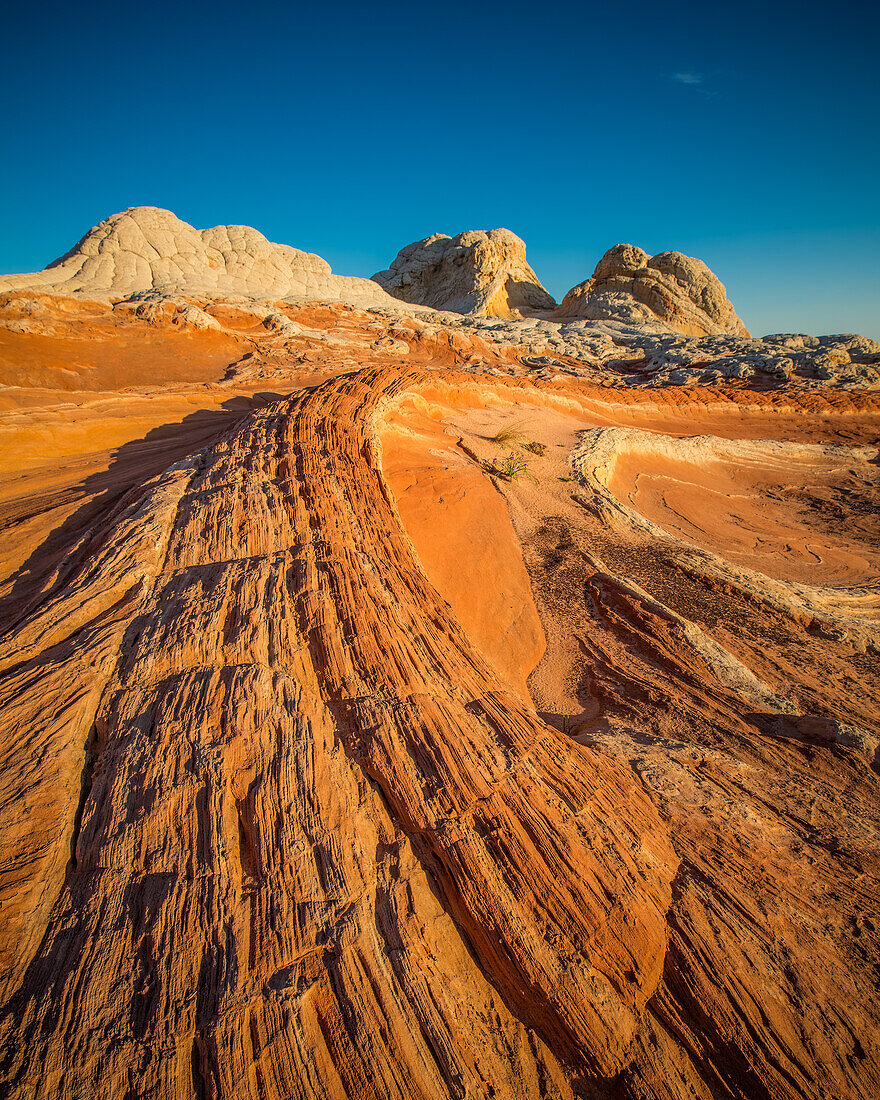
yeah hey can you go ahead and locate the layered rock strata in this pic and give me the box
[0,292,878,1099]
[0,367,678,1097]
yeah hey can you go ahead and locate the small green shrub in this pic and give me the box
[560,707,578,734]
[489,452,530,481]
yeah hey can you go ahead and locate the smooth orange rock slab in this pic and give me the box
[381,401,545,700]
[469,396,880,1100]
[606,435,879,585]
[0,308,242,396]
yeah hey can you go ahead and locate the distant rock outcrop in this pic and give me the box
[0,207,397,308]
[555,244,750,337]
[372,229,556,317]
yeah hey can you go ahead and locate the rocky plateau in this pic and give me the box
[0,209,878,1100]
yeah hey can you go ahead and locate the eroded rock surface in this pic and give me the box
[437,312,880,389]
[0,283,878,1100]
[372,229,556,316]
[555,243,750,337]
[0,366,678,1097]
[0,207,398,307]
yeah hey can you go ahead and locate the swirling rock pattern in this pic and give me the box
[0,292,878,1099]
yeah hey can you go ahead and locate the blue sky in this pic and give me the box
[2,0,878,338]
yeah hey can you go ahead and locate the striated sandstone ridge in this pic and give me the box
[0,207,399,308]
[555,243,751,337]
[372,229,557,317]
[0,257,879,1098]
[0,365,683,1098]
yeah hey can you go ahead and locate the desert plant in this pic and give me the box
[491,421,530,448]
[560,706,578,734]
[523,441,546,456]
[489,451,530,481]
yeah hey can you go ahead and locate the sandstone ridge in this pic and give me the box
[0,207,399,308]
[555,242,750,337]
[372,228,556,317]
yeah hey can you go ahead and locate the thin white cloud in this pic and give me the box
[672,72,703,85]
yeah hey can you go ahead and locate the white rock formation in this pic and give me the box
[0,207,399,308]
[555,244,750,337]
[372,229,556,317]
[424,311,880,389]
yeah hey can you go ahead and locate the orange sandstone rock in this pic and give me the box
[0,297,878,1100]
